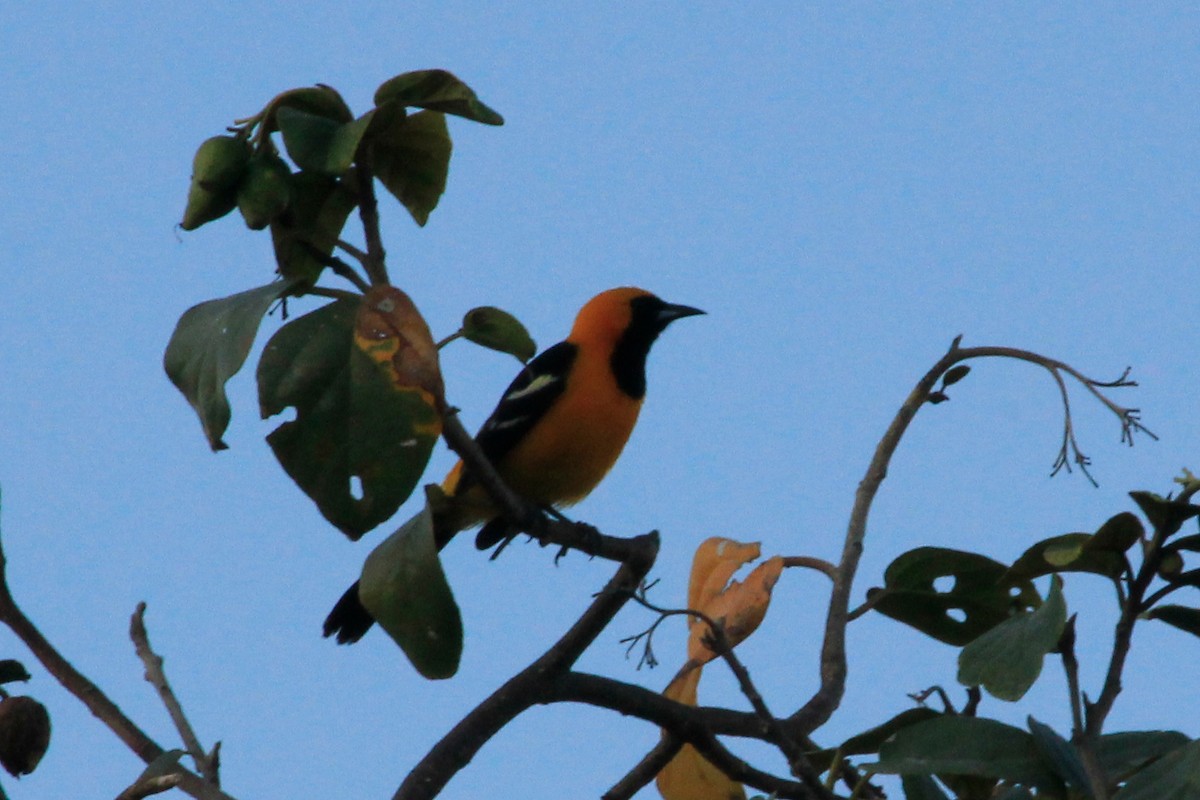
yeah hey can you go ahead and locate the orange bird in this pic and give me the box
[324,287,703,643]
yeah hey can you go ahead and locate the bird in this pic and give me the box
[323,287,704,643]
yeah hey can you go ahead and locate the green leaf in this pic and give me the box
[1169,533,1200,552]
[1097,731,1190,782]
[958,576,1068,701]
[257,299,440,539]
[1130,491,1200,537]
[942,365,971,387]
[1145,605,1200,638]
[461,306,537,363]
[369,109,452,226]
[0,662,30,686]
[374,69,504,125]
[807,708,940,771]
[1027,717,1091,793]
[870,715,1059,790]
[1004,533,1124,583]
[269,171,357,284]
[358,501,463,679]
[262,85,354,130]
[164,281,294,450]
[1089,511,1144,553]
[868,547,1039,646]
[900,775,951,800]
[277,107,374,176]
[1113,738,1200,800]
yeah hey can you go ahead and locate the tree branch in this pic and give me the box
[792,338,1154,734]
[393,537,659,799]
[353,164,389,285]
[130,603,219,785]
[0,497,236,800]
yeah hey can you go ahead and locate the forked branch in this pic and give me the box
[793,337,1153,734]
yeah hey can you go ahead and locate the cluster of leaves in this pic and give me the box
[164,71,535,678]
[825,486,1200,799]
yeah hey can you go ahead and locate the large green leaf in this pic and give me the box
[868,548,1039,646]
[269,171,357,284]
[164,281,294,450]
[958,577,1067,701]
[1113,738,1200,800]
[256,299,440,539]
[373,69,504,125]
[870,716,1060,791]
[1097,730,1189,782]
[808,708,940,771]
[1004,533,1124,583]
[358,501,463,679]
[369,109,452,227]
[277,107,375,176]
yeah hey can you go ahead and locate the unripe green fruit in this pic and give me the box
[191,135,251,192]
[237,153,292,230]
[181,183,238,231]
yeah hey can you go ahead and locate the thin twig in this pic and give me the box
[782,556,838,581]
[297,243,371,293]
[304,286,363,302]
[335,238,370,265]
[130,603,219,786]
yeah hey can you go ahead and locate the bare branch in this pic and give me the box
[792,338,1154,735]
[0,497,237,800]
[782,556,838,581]
[130,603,219,786]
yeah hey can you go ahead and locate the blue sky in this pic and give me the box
[2,4,1199,798]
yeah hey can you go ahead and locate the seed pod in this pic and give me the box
[181,183,238,231]
[0,696,50,777]
[237,152,292,230]
[190,135,251,192]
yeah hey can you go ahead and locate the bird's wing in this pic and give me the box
[464,340,578,484]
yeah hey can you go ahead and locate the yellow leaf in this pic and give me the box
[687,538,761,630]
[657,668,745,800]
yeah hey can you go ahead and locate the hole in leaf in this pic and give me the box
[349,475,364,501]
[945,607,967,623]
[933,575,956,594]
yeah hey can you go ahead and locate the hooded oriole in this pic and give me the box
[324,287,703,643]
